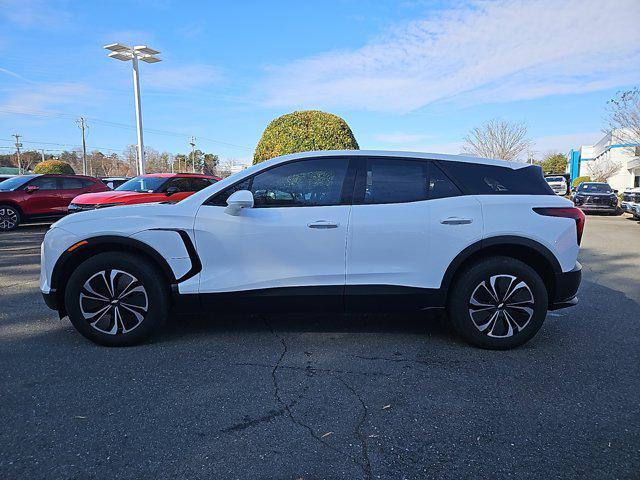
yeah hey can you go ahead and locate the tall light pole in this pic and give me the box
[103,43,161,175]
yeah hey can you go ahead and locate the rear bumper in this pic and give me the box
[549,261,581,310]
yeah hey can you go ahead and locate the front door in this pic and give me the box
[194,157,354,312]
[21,176,64,216]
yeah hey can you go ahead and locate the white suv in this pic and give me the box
[545,175,568,195]
[40,151,584,349]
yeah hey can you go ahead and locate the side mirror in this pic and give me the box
[165,186,180,196]
[614,189,619,194]
[24,185,39,194]
[225,190,254,216]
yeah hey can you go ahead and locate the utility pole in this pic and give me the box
[189,136,196,173]
[77,117,88,175]
[12,134,22,174]
[40,149,45,162]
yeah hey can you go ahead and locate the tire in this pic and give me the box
[64,252,169,346]
[0,204,20,231]
[447,256,548,350]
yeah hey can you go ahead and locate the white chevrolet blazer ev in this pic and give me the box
[40,151,584,349]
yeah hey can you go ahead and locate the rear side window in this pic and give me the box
[438,161,554,195]
[61,178,86,189]
[429,162,462,199]
[361,158,428,204]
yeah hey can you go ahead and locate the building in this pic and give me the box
[569,129,640,190]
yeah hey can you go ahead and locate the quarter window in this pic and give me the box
[438,161,554,195]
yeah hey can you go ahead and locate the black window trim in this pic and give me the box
[204,156,357,208]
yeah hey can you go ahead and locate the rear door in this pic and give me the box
[345,157,482,310]
[58,177,90,212]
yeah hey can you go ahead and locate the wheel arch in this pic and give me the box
[0,200,24,216]
[51,235,176,316]
[442,236,562,304]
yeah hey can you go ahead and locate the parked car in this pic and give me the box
[620,187,640,216]
[572,182,619,214]
[100,177,130,190]
[0,174,109,231]
[41,151,583,350]
[68,173,219,212]
[545,175,568,195]
[0,174,17,182]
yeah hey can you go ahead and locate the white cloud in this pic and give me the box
[260,0,640,113]
[0,82,97,114]
[0,0,72,29]
[144,64,224,90]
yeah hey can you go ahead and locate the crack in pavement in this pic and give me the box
[338,377,373,480]
[263,318,370,477]
[234,361,391,378]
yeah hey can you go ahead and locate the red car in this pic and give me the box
[0,174,109,231]
[68,173,219,213]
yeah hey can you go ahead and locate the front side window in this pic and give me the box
[360,158,428,204]
[251,158,349,207]
[164,178,191,192]
[30,177,58,190]
[189,178,214,191]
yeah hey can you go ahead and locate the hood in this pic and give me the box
[72,190,154,204]
[54,202,167,228]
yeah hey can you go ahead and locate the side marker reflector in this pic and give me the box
[67,240,88,252]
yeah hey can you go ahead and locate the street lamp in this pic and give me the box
[103,43,161,175]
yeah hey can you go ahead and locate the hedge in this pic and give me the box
[253,110,359,164]
[33,160,75,175]
[572,175,591,187]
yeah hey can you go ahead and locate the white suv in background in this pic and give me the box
[40,151,584,350]
[545,175,568,195]
[621,187,640,217]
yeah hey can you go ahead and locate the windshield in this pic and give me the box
[578,183,612,193]
[0,175,38,191]
[115,176,167,193]
[545,176,564,182]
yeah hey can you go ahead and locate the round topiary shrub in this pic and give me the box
[572,175,591,187]
[253,110,359,164]
[33,160,75,175]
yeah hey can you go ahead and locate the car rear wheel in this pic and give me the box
[448,256,548,349]
[0,205,20,231]
[64,252,169,346]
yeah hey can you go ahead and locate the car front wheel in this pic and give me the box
[64,252,169,346]
[448,256,548,349]
[0,205,20,231]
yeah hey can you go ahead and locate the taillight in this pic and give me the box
[533,207,586,245]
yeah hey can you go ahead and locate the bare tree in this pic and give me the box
[462,119,531,161]
[585,157,621,183]
[606,87,640,151]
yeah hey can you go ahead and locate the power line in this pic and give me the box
[0,107,251,150]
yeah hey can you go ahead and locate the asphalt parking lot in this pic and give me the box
[1,216,639,480]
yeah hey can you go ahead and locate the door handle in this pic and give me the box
[440,217,472,225]
[308,220,339,229]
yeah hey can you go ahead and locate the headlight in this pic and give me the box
[96,203,123,209]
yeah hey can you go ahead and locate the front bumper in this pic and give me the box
[549,261,581,310]
[42,290,59,310]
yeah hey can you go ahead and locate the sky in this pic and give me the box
[0,0,639,165]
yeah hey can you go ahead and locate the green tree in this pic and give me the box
[33,160,75,175]
[253,110,359,164]
[538,153,568,174]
